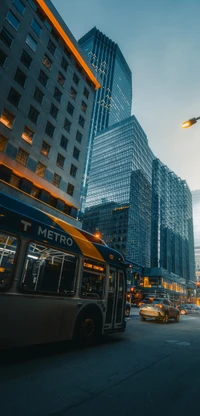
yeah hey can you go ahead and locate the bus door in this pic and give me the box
[105,268,126,330]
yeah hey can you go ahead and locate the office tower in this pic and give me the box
[151,159,195,283]
[83,115,155,267]
[0,0,99,225]
[192,190,200,293]
[78,27,132,212]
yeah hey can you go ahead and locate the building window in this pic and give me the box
[40,140,51,157]
[36,161,46,177]
[22,125,34,145]
[38,69,48,87]
[70,87,77,101]
[73,146,80,161]
[64,46,71,60]
[16,147,29,166]
[6,10,20,31]
[83,87,89,99]
[33,86,44,104]
[30,185,41,198]
[57,71,65,87]
[76,130,82,143]
[78,115,85,128]
[25,34,37,52]
[64,118,71,133]
[73,73,79,85]
[0,49,7,67]
[0,108,15,129]
[47,39,56,55]
[56,153,65,168]
[61,56,68,72]
[70,164,77,178]
[9,172,20,188]
[45,121,55,138]
[53,86,62,103]
[31,18,42,36]
[67,102,74,116]
[0,133,8,152]
[42,54,52,70]
[50,103,59,119]
[81,100,87,113]
[60,134,68,150]
[20,49,32,68]
[0,27,14,48]
[13,0,25,15]
[28,0,37,11]
[52,173,61,188]
[14,67,27,87]
[67,183,74,196]
[7,87,21,107]
[28,105,39,124]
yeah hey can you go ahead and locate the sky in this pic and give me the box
[52,0,200,191]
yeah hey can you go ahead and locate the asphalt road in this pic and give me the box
[1,309,200,416]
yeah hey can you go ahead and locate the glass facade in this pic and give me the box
[192,190,200,291]
[78,27,132,212]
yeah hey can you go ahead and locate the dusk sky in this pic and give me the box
[52,0,200,191]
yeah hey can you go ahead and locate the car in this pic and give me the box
[139,298,180,323]
[125,302,131,317]
[179,304,200,315]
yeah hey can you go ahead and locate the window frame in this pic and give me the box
[0,232,19,292]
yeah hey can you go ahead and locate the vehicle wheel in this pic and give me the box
[163,313,169,323]
[74,315,100,346]
[125,307,130,317]
[175,313,180,322]
[140,316,146,321]
[180,309,186,315]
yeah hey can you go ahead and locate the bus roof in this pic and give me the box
[0,192,125,267]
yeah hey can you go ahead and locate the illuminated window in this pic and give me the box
[52,173,61,188]
[70,164,77,178]
[6,10,20,31]
[42,54,52,70]
[14,67,27,87]
[54,86,62,102]
[0,27,14,48]
[45,121,55,138]
[40,140,51,157]
[22,125,34,144]
[73,73,79,85]
[0,49,7,67]
[20,49,32,68]
[13,0,25,15]
[33,86,44,104]
[38,69,48,87]
[50,103,58,119]
[31,18,42,36]
[16,147,29,166]
[81,100,87,113]
[73,147,80,161]
[0,133,8,152]
[67,183,74,196]
[28,105,39,124]
[7,87,21,107]
[76,130,82,143]
[57,71,65,86]
[35,161,46,177]
[10,173,21,188]
[70,87,77,101]
[61,56,68,72]
[64,118,71,133]
[78,115,85,128]
[25,34,37,52]
[83,87,89,99]
[0,108,15,129]
[60,135,68,151]
[30,186,41,198]
[56,153,65,169]
[47,39,56,55]
[67,102,74,116]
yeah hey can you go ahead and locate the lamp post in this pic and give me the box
[182,116,200,128]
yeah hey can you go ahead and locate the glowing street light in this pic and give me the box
[182,116,200,128]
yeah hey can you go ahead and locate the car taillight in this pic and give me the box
[155,304,163,308]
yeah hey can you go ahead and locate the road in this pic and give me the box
[1,309,200,416]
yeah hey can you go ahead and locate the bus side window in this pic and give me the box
[0,232,18,291]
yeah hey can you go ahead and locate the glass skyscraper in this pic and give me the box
[78,27,132,212]
[192,190,200,290]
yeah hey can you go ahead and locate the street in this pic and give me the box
[1,309,200,416]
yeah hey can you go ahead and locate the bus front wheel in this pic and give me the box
[74,312,102,346]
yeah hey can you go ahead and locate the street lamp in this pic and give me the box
[182,116,200,128]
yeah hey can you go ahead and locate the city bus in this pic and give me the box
[0,191,127,349]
